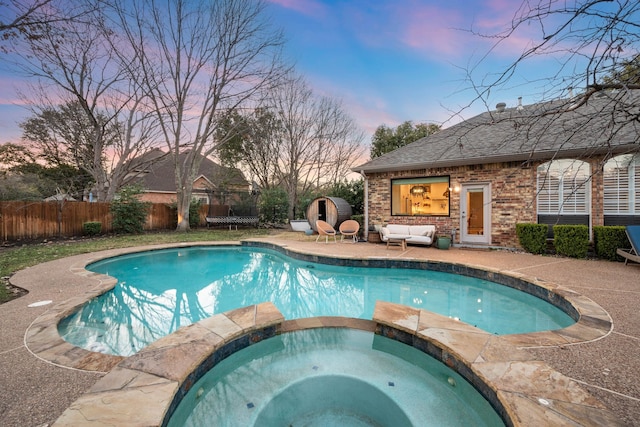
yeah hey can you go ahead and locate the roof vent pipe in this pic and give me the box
[496,102,506,112]
[568,86,574,98]
[517,96,523,110]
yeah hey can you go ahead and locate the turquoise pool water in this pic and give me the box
[58,246,574,356]
[166,328,505,427]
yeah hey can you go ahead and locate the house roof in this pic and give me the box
[354,90,640,173]
[133,150,248,192]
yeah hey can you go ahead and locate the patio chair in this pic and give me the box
[616,225,640,265]
[339,219,360,243]
[315,220,337,243]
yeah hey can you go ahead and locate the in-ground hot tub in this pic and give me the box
[166,328,505,427]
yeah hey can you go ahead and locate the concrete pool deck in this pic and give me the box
[1,233,639,426]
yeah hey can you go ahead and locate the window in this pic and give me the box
[391,176,450,216]
[603,154,639,215]
[537,160,590,214]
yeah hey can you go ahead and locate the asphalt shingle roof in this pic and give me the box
[133,150,248,192]
[355,90,640,173]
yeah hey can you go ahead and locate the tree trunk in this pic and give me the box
[176,188,191,232]
[286,184,297,220]
[175,163,196,232]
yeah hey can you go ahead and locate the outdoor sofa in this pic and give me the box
[380,224,436,246]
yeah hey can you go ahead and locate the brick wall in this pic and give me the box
[139,192,176,204]
[367,161,543,248]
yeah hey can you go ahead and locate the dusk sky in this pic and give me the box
[0,0,559,149]
[265,0,559,138]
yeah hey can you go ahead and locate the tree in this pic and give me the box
[8,0,163,201]
[602,54,640,86]
[216,107,283,191]
[467,1,640,115]
[370,121,440,158]
[0,143,35,168]
[0,172,45,200]
[0,0,62,39]
[114,0,288,231]
[10,162,92,198]
[222,74,365,219]
[20,101,116,171]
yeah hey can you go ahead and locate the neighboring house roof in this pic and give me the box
[133,150,248,192]
[355,90,640,173]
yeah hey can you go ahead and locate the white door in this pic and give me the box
[460,184,491,245]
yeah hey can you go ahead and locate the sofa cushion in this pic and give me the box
[386,224,411,235]
[409,226,435,237]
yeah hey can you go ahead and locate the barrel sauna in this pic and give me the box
[306,196,353,232]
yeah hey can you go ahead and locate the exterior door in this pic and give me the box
[460,184,491,245]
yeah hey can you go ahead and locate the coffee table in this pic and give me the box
[386,237,408,251]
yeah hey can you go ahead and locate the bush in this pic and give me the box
[259,187,289,224]
[82,221,102,236]
[516,223,548,254]
[593,225,629,261]
[189,199,202,228]
[553,225,589,258]
[110,186,150,234]
[327,179,364,215]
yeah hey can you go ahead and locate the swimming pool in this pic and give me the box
[58,245,574,356]
[166,328,505,427]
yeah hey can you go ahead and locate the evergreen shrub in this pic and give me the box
[516,223,548,254]
[82,221,102,236]
[553,225,589,258]
[593,225,629,261]
[110,186,150,234]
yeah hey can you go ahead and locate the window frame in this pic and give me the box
[536,160,591,215]
[390,176,451,217]
[603,154,639,215]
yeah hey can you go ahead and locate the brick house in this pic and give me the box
[131,149,250,204]
[354,91,640,248]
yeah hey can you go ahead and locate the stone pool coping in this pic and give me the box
[52,303,621,426]
[19,240,620,425]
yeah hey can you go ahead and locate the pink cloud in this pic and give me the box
[470,0,559,57]
[338,2,481,61]
[266,0,327,18]
[347,1,543,61]
[0,76,31,106]
[398,5,470,57]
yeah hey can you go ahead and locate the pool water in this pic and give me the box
[166,328,505,427]
[59,246,573,356]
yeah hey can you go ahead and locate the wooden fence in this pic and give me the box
[0,201,187,241]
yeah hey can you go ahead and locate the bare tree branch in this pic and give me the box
[113,0,288,230]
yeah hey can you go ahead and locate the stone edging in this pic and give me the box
[52,302,622,426]
[373,301,621,426]
[243,240,613,349]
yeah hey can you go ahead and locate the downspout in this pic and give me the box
[359,170,369,241]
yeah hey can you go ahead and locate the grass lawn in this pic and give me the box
[0,228,270,303]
